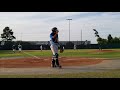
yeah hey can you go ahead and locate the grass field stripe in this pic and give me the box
[23,51,40,59]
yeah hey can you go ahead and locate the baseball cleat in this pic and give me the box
[59,65,62,68]
[51,64,56,68]
[56,65,62,69]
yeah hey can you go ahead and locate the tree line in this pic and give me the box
[1,27,120,50]
[93,29,120,45]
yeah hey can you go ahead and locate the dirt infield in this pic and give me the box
[0,57,104,68]
[91,50,119,53]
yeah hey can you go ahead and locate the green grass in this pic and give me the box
[1,49,120,59]
[1,49,120,78]
[0,50,23,57]
[0,69,120,78]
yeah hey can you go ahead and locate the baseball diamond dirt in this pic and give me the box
[0,49,120,75]
[0,57,120,75]
[0,57,103,68]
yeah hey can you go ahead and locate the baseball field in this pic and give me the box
[0,49,120,78]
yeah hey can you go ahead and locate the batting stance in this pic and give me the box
[50,27,62,68]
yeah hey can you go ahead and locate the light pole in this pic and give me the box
[81,30,82,44]
[66,19,72,42]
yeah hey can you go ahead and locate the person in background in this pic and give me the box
[18,44,22,53]
[40,45,43,51]
[12,44,16,53]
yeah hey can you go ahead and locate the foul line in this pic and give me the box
[22,51,40,60]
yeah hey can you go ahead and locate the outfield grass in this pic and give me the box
[0,69,120,78]
[0,49,120,59]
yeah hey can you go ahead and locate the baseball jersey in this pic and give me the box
[50,33,59,44]
[18,45,22,48]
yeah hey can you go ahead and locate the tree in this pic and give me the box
[93,29,100,38]
[107,34,113,44]
[101,39,108,45]
[112,37,120,44]
[1,26,16,46]
[97,37,102,45]
[1,26,16,41]
[93,29,102,50]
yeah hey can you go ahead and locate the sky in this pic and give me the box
[0,12,120,44]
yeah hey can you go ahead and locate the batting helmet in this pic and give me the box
[52,27,59,32]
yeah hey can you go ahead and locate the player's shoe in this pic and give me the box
[56,65,62,69]
[51,64,56,68]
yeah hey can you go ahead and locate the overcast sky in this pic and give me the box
[0,12,120,44]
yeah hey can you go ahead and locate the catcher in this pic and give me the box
[49,27,63,68]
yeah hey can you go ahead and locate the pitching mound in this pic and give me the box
[0,57,104,68]
[91,50,118,53]
[97,50,114,52]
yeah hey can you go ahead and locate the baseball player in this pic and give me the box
[18,44,22,52]
[40,45,43,51]
[63,46,64,51]
[49,27,62,68]
[74,44,76,50]
[12,44,16,53]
